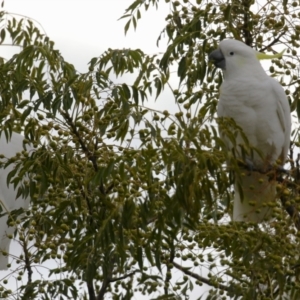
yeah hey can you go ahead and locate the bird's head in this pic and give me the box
[209,39,284,74]
[209,39,259,72]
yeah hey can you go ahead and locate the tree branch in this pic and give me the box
[276,158,300,231]
[96,255,114,300]
[278,185,300,231]
[282,200,300,231]
[108,270,137,283]
[172,260,233,293]
[61,109,106,195]
[23,240,33,284]
[97,277,110,300]
[87,281,96,300]
[61,110,98,172]
[259,31,285,52]
[242,0,253,47]
[96,265,137,299]
[236,160,289,176]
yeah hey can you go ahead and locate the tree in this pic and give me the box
[0,0,300,299]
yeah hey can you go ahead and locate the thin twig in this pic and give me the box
[23,240,33,284]
[172,260,233,293]
[236,160,290,176]
[96,271,138,299]
[108,271,137,283]
[259,31,286,52]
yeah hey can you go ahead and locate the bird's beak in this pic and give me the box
[209,48,225,69]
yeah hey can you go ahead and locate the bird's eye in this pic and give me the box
[229,51,234,56]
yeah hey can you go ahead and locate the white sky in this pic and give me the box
[3,0,170,72]
[0,1,213,299]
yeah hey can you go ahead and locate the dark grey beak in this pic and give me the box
[209,48,225,69]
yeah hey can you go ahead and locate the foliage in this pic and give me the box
[0,0,300,299]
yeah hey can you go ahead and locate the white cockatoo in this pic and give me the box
[0,132,31,270]
[209,39,291,222]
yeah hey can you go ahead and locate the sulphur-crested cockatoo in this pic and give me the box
[209,39,291,222]
[0,132,31,270]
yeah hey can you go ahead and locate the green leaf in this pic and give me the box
[21,106,33,124]
[223,4,231,20]
[124,19,131,35]
[178,56,187,82]
[0,28,5,44]
[154,78,162,100]
[296,98,300,120]
[124,0,142,13]
[136,247,144,273]
[89,57,97,68]
[132,85,139,105]
[122,83,131,99]
[18,100,30,109]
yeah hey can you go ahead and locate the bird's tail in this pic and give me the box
[233,172,276,222]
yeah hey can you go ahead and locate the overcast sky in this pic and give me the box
[2,0,170,72]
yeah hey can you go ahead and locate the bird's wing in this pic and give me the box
[271,79,291,162]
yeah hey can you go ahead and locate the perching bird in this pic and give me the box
[0,132,31,270]
[209,39,291,222]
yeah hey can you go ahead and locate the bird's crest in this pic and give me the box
[256,49,285,60]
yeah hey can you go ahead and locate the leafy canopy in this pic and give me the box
[0,0,300,299]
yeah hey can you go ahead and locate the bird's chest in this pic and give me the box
[218,81,266,125]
